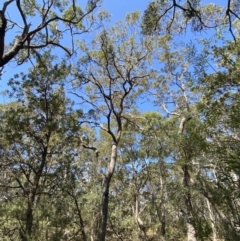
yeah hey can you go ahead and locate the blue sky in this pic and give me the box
[101,0,149,22]
[0,0,231,105]
[0,0,151,103]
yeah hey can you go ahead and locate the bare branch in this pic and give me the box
[0,0,100,67]
[16,0,29,36]
[161,102,180,116]
[147,0,239,40]
[2,0,14,12]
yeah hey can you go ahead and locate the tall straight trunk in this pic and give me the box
[206,198,217,241]
[182,164,197,241]
[98,143,117,241]
[73,196,87,241]
[24,191,35,241]
[154,158,166,239]
[134,197,147,241]
[21,146,48,241]
[159,159,166,238]
[178,116,196,241]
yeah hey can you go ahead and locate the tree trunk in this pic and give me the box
[98,143,117,241]
[182,164,197,241]
[159,159,166,238]
[22,146,48,241]
[206,198,217,241]
[24,190,35,241]
[134,195,147,241]
[73,196,87,241]
[178,116,196,241]
[187,223,197,241]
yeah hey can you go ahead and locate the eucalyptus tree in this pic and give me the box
[116,111,185,241]
[72,12,159,241]
[195,40,240,240]
[138,112,213,241]
[147,34,213,240]
[138,112,177,241]
[0,53,83,241]
[102,110,211,241]
[99,111,166,240]
[0,0,100,70]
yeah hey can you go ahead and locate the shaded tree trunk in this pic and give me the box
[179,116,197,241]
[21,146,48,241]
[98,143,117,241]
[73,196,87,241]
[24,191,34,241]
